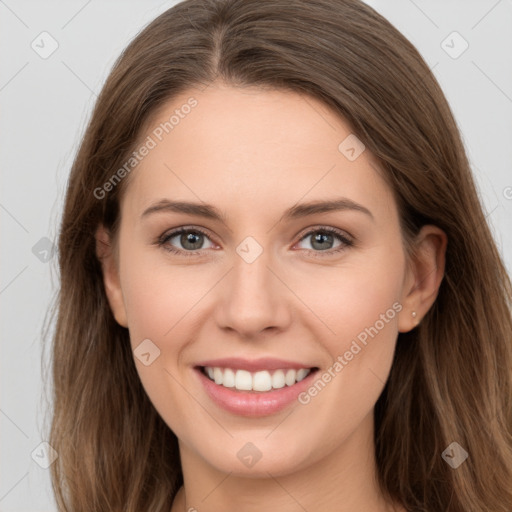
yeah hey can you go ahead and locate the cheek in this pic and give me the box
[118,247,215,411]
[297,250,404,348]
[120,247,210,345]
[297,247,404,404]
[118,249,202,435]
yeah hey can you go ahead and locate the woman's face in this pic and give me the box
[104,82,419,476]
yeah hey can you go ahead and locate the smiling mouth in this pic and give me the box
[198,365,319,393]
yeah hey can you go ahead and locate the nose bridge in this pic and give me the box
[215,233,290,335]
[231,234,277,306]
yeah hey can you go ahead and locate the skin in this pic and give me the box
[96,82,446,512]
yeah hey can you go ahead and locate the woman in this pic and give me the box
[46,0,512,510]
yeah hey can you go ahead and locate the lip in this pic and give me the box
[194,357,316,372]
[194,366,319,417]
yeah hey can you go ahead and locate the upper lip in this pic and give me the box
[195,357,317,372]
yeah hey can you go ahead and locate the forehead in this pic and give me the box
[122,83,396,223]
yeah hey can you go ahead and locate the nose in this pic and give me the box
[214,242,292,339]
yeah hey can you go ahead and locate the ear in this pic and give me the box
[95,224,128,328]
[398,224,447,333]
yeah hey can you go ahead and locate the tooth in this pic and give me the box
[285,369,297,386]
[296,368,310,382]
[271,369,286,389]
[223,368,236,388]
[235,369,253,391]
[213,367,223,385]
[253,371,272,391]
[206,365,311,390]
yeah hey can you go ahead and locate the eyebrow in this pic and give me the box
[141,198,374,222]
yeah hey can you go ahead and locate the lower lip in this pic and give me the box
[195,367,318,417]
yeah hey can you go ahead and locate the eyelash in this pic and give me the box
[156,225,354,258]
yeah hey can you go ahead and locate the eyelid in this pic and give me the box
[294,224,354,244]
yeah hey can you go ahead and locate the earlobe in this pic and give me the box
[95,225,128,328]
[398,225,447,333]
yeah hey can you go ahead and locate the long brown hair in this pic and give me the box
[44,0,512,510]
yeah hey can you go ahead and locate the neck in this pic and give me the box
[171,412,404,512]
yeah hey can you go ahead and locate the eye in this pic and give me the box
[294,227,354,256]
[157,227,215,256]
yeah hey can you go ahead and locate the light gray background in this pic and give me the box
[1,1,511,510]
